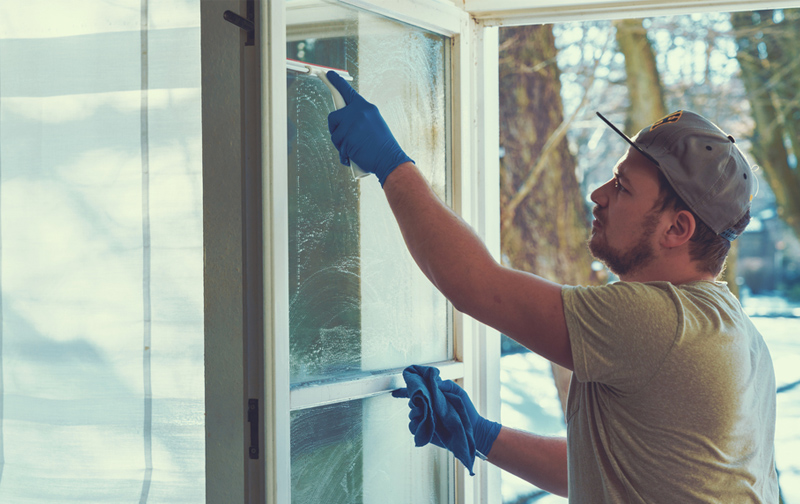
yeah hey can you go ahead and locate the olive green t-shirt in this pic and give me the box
[562,280,778,503]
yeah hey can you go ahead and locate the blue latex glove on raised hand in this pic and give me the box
[391,365,502,475]
[325,71,414,186]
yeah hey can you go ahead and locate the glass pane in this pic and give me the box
[0,2,204,502]
[287,1,450,384]
[291,394,452,503]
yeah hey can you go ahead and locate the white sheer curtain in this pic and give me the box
[0,1,204,502]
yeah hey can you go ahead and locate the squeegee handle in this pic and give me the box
[313,69,368,179]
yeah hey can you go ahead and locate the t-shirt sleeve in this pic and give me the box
[562,282,681,394]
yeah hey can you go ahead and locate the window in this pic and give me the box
[285,2,453,501]
[286,3,451,383]
[263,0,501,502]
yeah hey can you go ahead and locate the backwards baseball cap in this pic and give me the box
[597,110,756,241]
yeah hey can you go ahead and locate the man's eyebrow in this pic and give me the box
[614,170,632,184]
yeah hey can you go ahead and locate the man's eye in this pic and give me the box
[614,179,627,192]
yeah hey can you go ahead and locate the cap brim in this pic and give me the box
[596,112,661,168]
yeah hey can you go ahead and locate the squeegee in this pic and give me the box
[286,59,368,180]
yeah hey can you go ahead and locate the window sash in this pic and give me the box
[290,360,465,411]
[262,1,500,503]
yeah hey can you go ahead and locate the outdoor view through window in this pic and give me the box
[497,9,800,504]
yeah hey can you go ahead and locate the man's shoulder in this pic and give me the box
[667,280,741,314]
[565,279,730,301]
[563,280,678,300]
[562,281,681,323]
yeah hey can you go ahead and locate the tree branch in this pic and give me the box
[500,36,610,234]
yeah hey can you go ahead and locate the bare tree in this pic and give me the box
[499,25,598,413]
[614,18,667,134]
[733,9,800,240]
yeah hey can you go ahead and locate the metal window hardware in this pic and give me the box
[223,0,255,46]
[285,59,354,82]
[248,399,259,459]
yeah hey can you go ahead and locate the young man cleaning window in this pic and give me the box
[325,73,778,503]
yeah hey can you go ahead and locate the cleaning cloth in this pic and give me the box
[391,365,478,475]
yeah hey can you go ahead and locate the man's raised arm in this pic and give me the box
[382,163,573,369]
[325,71,572,369]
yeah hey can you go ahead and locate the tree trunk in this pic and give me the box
[499,26,595,415]
[732,10,800,241]
[614,19,667,134]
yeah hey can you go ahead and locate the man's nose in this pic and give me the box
[590,180,611,207]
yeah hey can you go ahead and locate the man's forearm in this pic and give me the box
[488,426,569,498]
[382,162,574,368]
[382,162,496,314]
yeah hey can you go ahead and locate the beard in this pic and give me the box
[589,211,660,277]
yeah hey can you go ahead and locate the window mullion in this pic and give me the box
[262,1,292,503]
[290,360,466,411]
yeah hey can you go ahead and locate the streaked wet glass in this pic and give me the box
[291,394,452,504]
[286,2,453,502]
[286,2,451,384]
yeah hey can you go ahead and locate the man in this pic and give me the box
[325,72,778,502]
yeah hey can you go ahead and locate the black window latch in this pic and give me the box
[248,399,259,459]
[223,0,255,46]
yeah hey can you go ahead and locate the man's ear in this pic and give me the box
[662,209,696,248]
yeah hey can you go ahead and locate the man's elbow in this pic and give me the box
[439,275,490,317]
[446,289,501,328]
[436,263,511,323]
[449,296,476,318]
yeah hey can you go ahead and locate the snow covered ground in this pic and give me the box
[500,295,800,503]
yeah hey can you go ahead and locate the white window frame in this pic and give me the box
[465,0,800,25]
[259,0,798,502]
[261,1,501,503]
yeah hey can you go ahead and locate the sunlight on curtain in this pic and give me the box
[0,1,204,502]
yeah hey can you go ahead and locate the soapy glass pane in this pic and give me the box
[287,1,451,384]
[0,1,204,502]
[291,394,452,503]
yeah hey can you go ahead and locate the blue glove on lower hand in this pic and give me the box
[325,71,414,186]
[437,379,502,459]
[392,365,502,475]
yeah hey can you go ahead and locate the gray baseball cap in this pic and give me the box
[597,110,756,241]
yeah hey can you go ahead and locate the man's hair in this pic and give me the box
[653,170,750,277]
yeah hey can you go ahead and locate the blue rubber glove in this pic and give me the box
[325,71,414,186]
[392,365,501,474]
[438,379,502,459]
